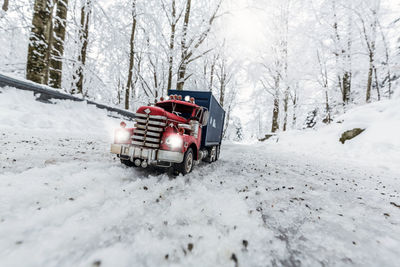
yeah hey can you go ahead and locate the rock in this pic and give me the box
[259,133,276,142]
[339,128,365,144]
[231,253,238,267]
[242,240,248,249]
[92,260,101,267]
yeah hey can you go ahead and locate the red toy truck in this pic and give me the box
[111,90,225,174]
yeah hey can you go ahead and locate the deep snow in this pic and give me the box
[264,97,400,173]
[1,87,400,267]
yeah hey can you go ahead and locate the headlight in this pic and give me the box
[115,130,131,143]
[165,135,183,149]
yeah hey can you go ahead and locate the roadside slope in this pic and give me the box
[266,96,400,172]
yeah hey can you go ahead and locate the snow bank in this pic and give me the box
[0,86,120,141]
[265,96,400,172]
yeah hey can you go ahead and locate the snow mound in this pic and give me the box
[267,96,400,172]
[0,86,120,140]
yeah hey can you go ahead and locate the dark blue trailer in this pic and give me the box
[168,90,225,149]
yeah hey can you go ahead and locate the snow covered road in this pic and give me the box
[1,88,400,266]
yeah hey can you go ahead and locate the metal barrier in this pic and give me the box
[0,73,136,121]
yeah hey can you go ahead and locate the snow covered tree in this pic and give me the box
[162,0,183,91]
[125,0,137,110]
[26,0,69,88]
[258,0,291,133]
[26,0,54,85]
[71,0,92,95]
[176,0,222,90]
[48,0,69,89]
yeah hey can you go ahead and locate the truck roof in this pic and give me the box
[156,99,200,108]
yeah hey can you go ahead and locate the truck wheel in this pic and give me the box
[175,148,194,175]
[208,146,217,163]
[215,145,220,161]
[120,158,135,167]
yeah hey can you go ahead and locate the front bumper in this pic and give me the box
[111,144,184,164]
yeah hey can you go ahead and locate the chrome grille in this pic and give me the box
[133,113,166,149]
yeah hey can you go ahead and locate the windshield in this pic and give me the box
[156,102,195,119]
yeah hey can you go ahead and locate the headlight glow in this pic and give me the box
[115,130,131,143]
[165,135,183,149]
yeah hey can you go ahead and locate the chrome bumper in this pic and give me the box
[110,144,184,164]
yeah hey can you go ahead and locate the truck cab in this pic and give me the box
[111,91,225,174]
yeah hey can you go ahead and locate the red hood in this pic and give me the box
[136,106,187,123]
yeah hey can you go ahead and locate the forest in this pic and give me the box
[1,0,399,139]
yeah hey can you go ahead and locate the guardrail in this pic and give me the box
[0,73,136,121]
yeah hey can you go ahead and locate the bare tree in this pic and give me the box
[260,62,281,133]
[176,0,222,90]
[26,0,54,84]
[208,54,218,92]
[259,0,291,133]
[49,0,69,89]
[216,57,232,108]
[72,0,92,95]
[281,0,290,132]
[355,2,380,102]
[317,49,331,124]
[331,0,352,105]
[290,84,298,128]
[162,0,183,92]
[125,0,137,110]
[377,20,392,99]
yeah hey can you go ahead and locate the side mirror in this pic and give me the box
[201,110,209,126]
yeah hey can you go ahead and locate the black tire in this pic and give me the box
[120,158,135,167]
[208,146,217,163]
[175,148,194,175]
[215,145,220,161]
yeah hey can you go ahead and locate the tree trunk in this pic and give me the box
[177,0,191,90]
[363,7,378,103]
[26,0,53,85]
[209,56,216,92]
[342,71,351,103]
[271,97,280,133]
[125,0,137,110]
[282,88,289,131]
[166,0,176,92]
[366,53,373,102]
[378,21,392,99]
[218,58,226,107]
[373,66,380,101]
[222,103,232,139]
[332,0,352,105]
[72,0,91,95]
[219,77,225,107]
[324,90,331,124]
[117,78,121,104]
[292,90,297,128]
[271,77,280,133]
[48,0,68,89]
[343,15,352,104]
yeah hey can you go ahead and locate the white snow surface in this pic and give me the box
[265,96,400,173]
[1,87,400,267]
